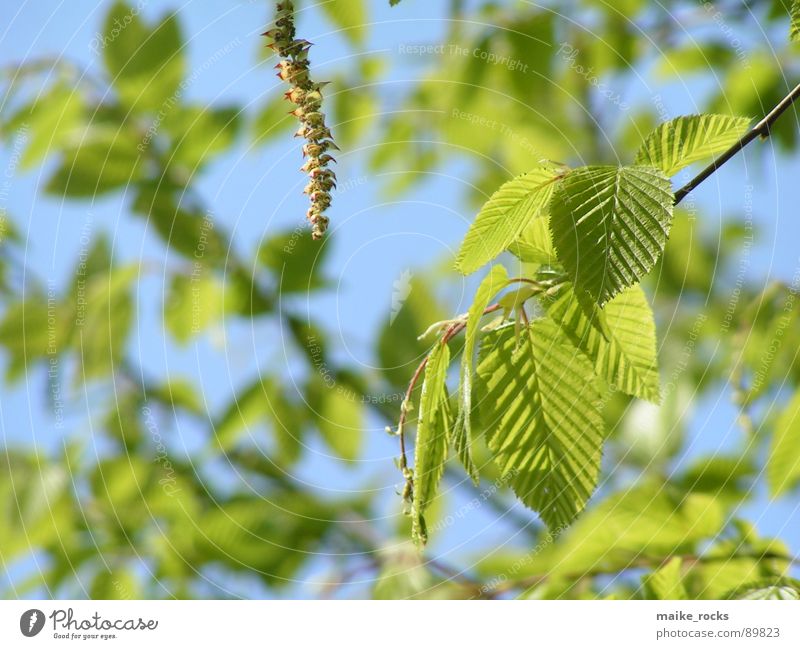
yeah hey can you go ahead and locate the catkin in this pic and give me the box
[264,1,337,240]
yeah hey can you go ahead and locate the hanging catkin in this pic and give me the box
[264,1,337,240]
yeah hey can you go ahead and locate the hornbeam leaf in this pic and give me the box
[634,114,751,177]
[544,283,660,402]
[476,319,604,529]
[549,165,674,306]
[791,1,800,43]
[412,341,451,544]
[509,216,557,265]
[767,386,800,497]
[453,265,508,484]
[456,166,563,275]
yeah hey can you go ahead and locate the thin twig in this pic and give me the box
[674,81,800,205]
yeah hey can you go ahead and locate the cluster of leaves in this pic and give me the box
[408,113,761,539]
[385,0,800,599]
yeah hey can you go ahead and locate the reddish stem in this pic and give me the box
[397,302,502,496]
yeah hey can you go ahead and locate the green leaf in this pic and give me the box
[791,1,800,43]
[214,377,305,464]
[767,386,800,497]
[90,569,142,599]
[453,265,508,484]
[46,129,143,197]
[676,454,754,501]
[549,165,674,306]
[163,106,242,171]
[412,340,451,544]
[645,557,687,599]
[215,378,270,450]
[733,284,800,404]
[474,485,725,591]
[133,182,228,267]
[258,230,330,294]
[252,93,294,145]
[505,14,554,99]
[6,82,84,168]
[101,1,185,111]
[544,283,660,402]
[377,276,447,389]
[332,80,377,146]
[634,114,751,176]
[194,496,332,584]
[163,273,225,343]
[70,236,112,289]
[261,377,307,465]
[725,578,800,600]
[0,295,70,381]
[497,284,539,314]
[509,216,557,265]
[314,383,364,462]
[691,556,765,600]
[89,455,154,526]
[476,319,604,529]
[147,377,203,414]
[456,167,562,275]
[0,451,74,559]
[74,265,137,380]
[319,0,368,45]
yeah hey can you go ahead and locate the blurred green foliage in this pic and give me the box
[0,0,799,599]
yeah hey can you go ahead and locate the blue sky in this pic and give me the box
[1,0,799,597]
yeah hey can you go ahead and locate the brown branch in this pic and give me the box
[674,80,800,205]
